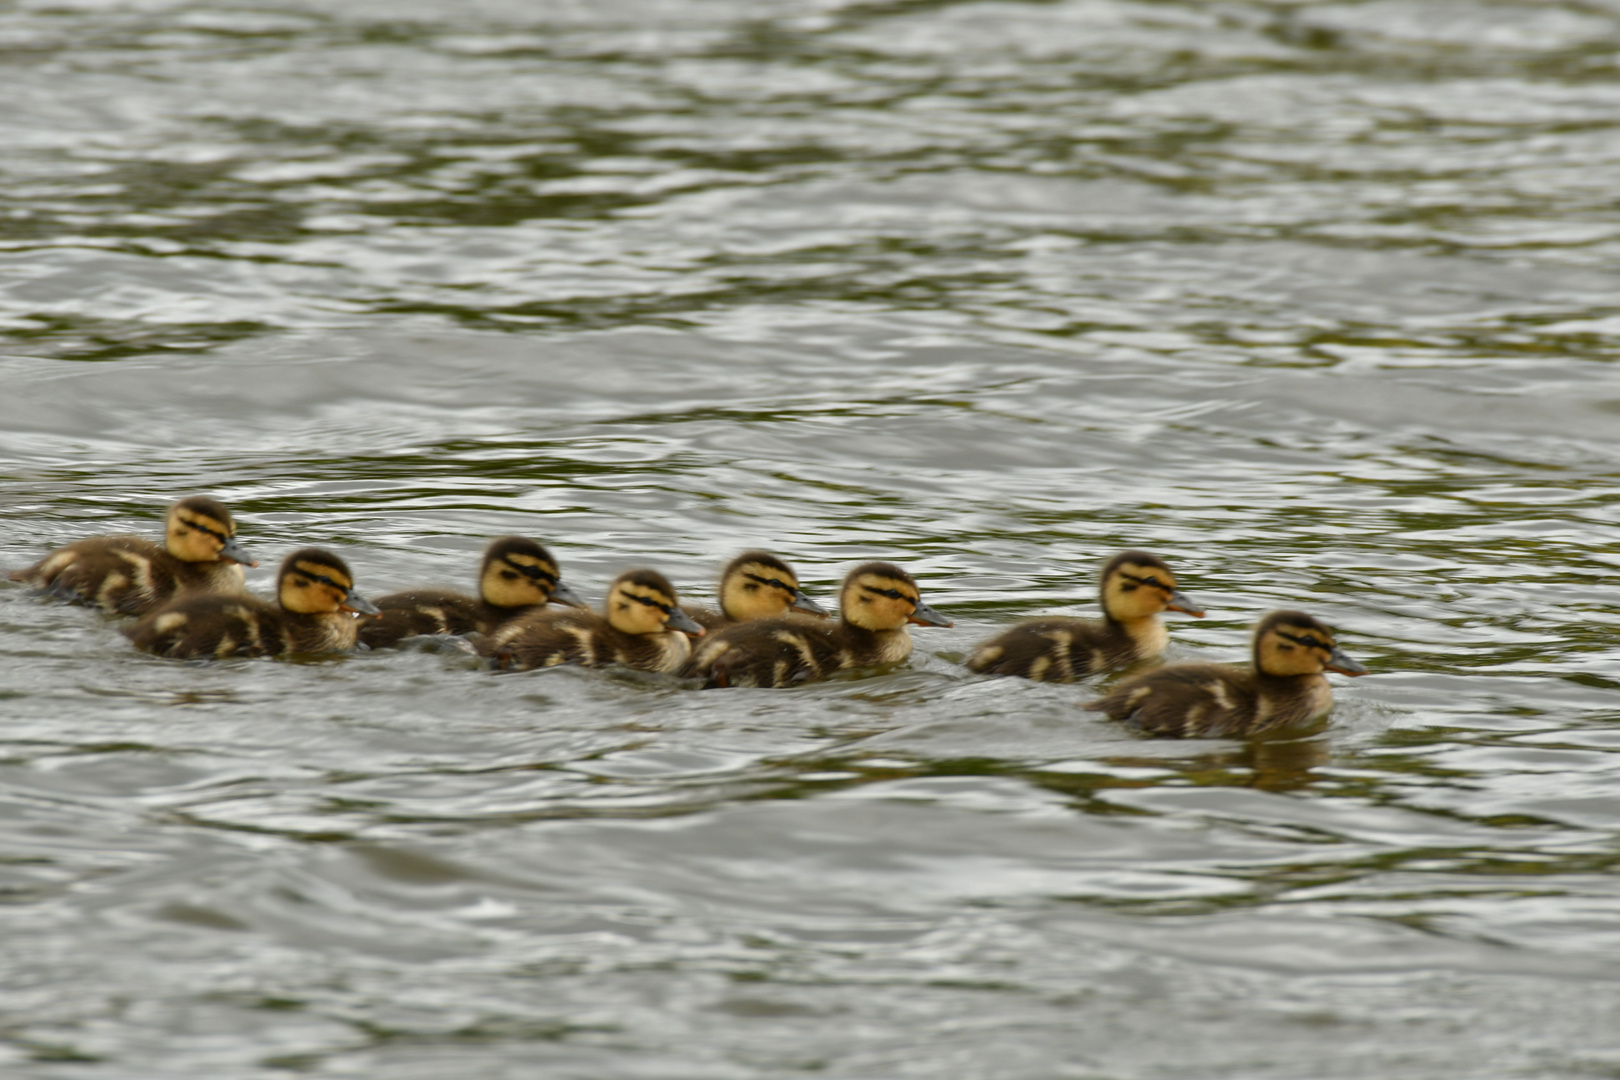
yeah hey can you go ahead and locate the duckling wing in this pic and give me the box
[361,588,486,648]
[687,617,842,688]
[966,617,1124,681]
[480,609,600,671]
[126,595,286,659]
[15,536,171,614]
[1086,663,1258,738]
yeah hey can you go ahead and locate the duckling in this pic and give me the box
[126,548,379,660]
[359,536,587,649]
[685,561,951,688]
[681,550,827,631]
[483,568,704,674]
[1085,609,1368,738]
[966,550,1203,681]
[8,496,256,615]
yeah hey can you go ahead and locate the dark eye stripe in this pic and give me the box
[506,559,558,585]
[1278,631,1327,649]
[182,519,230,543]
[625,592,673,614]
[1120,572,1171,592]
[295,569,351,593]
[743,572,794,593]
[861,585,911,603]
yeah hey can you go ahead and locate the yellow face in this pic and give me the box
[279,557,357,616]
[606,577,683,636]
[166,506,236,563]
[721,559,803,621]
[841,570,923,632]
[480,550,561,609]
[1101,559,1179,621]
[1255,618,1354,677]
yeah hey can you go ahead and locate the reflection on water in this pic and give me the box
[5,0,1620,1076]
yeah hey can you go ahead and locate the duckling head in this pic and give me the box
[1253,610,1367,677]
[277,548,381,617]
[839,562,951,632]
[478,536,586,610]
[1099,550,1202,622]
[166,496,257,567]
[718,551,827,621]
[604,569,704,637]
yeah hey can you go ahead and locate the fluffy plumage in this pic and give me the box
[126,548,379,660]
[1085,609,1367,737]
[9,496,256,615]
[685,561,950,688]
[966,550,1202,681]
[360,536,585,649]
[681,550,827,631]
[483,568,703,673]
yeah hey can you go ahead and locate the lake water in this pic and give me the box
[5,1,1620,1076]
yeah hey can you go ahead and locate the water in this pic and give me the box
[5,0,1620,1076]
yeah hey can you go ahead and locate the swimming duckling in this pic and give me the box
[685,561,951,688]
[1085,609,1368,738]
[966,550,1203,682]
[126,548,379,660]
[483,568,704,674]
[9,496,256,615]
[681,550,827,631]
[359,536,587,649]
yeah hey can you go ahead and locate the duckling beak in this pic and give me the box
[665,606,706,636]
[790,590,829,617]
[549,579,589,609]
[341,590,382,617]
[907,598,952,628]
[219,535,258,568]
[1166,589,1204,617]
[1326,645,1368,676]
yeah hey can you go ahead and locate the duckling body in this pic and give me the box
[9,496,256,615]
[685,562,950,688]
[127,548,378,660]
[1086,610,1367,738]
[967,551,1201,682]
[360,536,586,649]
[484,568,702,674]
[681,551,827,631]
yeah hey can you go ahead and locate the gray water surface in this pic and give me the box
[5,1,1620,1077]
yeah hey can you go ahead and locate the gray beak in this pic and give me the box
[549,579,589,609]
[790,589,829,617]
[341,590,381,617]
[907,597,952,628]
[1326,645,1368,676]
[1166,589,1204,617]
[665,605,706,636]
[219,535,258,568]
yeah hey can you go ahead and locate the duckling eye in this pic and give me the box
[625,592,672,614]
[1120,572,1168,592]
[744,573,793,594]
[297,570,348,593]
[181,520,228,543]
[500,569,520,581]
[862,585,906,601]
[507,560,558,585]
[1277,630,1325,650]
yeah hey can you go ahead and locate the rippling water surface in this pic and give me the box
[6,1,1620,1076]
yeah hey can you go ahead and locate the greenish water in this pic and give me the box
[5,1,1620,1077]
